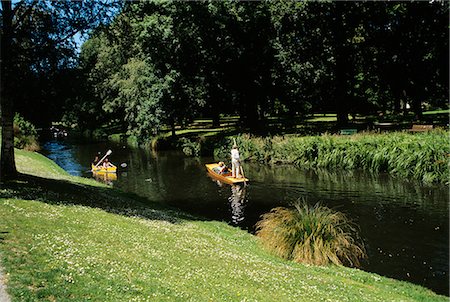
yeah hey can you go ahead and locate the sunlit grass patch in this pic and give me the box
[15,149,104,187]
[423,109,449,115]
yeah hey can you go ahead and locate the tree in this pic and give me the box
[74,0,448,143]
[0,0,120,181]
[1,0,15,179]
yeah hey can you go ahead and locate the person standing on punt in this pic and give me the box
[231,144,241,178]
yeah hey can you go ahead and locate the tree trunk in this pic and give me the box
[333,4,351,127]
[411,98,422,121]
[0,0,17,182]
[212,112,220,128]
[170,119,176,138]
[241,94,259,131]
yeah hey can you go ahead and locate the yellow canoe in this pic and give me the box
[91,164,117,173]
[205,163,249,185]
[92,171,118,181]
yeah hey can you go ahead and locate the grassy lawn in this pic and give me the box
[422,109,449,115]
[0,150,447,301]
[106,109,448,150]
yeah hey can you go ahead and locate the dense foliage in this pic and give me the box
[13,113,39,151]
[72,1,448,138]
[1,0,121,180]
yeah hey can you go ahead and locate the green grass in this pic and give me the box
[0,150,447,301]
[422,109,449,115]
[305,114,339,122]
[15,149,104,187]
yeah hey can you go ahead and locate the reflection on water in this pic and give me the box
[41,138,449,296]
[92,172,117,186]
[229,184,247,225]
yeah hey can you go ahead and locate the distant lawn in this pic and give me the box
[423,109,449,115]
[108,109,448,149]
[0,150,446,301]
[306,115,338,122]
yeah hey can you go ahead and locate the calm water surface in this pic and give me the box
[42,139,449,296]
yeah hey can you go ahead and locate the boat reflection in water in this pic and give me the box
[208,174,249,226]
[228,184,247,225]
[92,171,117,186]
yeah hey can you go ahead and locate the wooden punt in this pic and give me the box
[205,163,249,185]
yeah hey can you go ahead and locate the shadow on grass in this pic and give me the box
[0,173,206,225]
[0,231,8,243]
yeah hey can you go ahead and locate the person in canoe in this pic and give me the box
[102,158,114,168]
[231,144,241,178]
[92,152,101,165]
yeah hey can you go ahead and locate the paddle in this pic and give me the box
[240,165,247,186]
[94,150,112,168]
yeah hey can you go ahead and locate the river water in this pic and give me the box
[41,138,449,296]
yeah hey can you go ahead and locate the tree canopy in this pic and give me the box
[1,0,448,179]
[0,0,121,180]
[73,1,448,136]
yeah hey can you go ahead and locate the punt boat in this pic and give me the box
[205,163,248,185]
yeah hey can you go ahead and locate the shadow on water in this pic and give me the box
[40,138,449,296]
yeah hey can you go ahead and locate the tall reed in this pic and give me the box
[215,131,449,183]
[256,200,366,267]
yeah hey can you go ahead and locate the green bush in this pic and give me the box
[177,137,201,157]
[13,113,40,151]
[256,200,366,267]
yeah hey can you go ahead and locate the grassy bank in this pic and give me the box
[215,130,449,183]
[0,150,447,301]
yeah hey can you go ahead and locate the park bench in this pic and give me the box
[409,124,433,132]
[373,122,399,132]
[339,129,357,135]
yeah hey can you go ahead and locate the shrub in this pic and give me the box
[256,200,366,267]
[177,137,201,157]
[13,113,40,151]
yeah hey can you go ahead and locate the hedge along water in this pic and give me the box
[214,131,449,183]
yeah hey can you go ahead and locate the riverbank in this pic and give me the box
[215,130,449,183]
[0,149,447,301]
[98,112,449,183]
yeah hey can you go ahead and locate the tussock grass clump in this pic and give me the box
[256,201,366,267]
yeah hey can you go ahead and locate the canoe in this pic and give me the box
[91,164,117,173]
[92,171,118,181]
[205,163,249,185]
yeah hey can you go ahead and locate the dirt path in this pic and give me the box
[0,264,11,302]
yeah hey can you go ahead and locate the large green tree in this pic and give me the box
[75,1,448,142]
[0,0,120,181]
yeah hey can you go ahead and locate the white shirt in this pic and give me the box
[231,149,240,161]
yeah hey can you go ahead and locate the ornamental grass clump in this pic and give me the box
[256,200,366,267]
